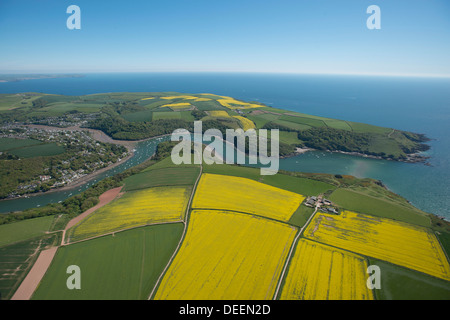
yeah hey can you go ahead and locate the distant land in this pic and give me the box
[0,74,84,83]
[0,91,432,200]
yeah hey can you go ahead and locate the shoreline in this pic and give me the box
[283,147,430,164]
[0,151,134,202]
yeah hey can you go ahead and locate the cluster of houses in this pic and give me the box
[304,195,340,215]
[1,124,128,199]
[28,112,100,128]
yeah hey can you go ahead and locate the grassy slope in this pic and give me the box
[0,138,42,152]
[0,215,55,247]
[370,259,450,300]
[328,188,431,227]
[0,235,57,300]
[0,138,65,158]
[123,166,200,191]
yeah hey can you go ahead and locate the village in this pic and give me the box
[0,124,128,199]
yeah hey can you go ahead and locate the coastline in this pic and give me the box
[0,74,84,83]
[282,146,430,164]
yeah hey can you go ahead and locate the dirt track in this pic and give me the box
[10,247,58,300]
[10,187,123,300]
[62,186,123,245]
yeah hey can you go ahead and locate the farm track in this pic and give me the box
[64,220,183,246]
[10,186,124,300]
[273,202,320,299]
[62,186,124,245]
[10,247,58,300]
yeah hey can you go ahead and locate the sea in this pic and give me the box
[0,73,449,219]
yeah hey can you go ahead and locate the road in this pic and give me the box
[273,201,321,299]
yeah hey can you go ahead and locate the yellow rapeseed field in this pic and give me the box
[304,210,450,281]
[161,102,192,109]
[194,98,212,102]
[208,110,231,118]
[192,174,305,222]
[217,97,263,110]
[141,97,155,100]
[280,239,373,300]
[154,210,297,300]
[233,116,256,130]
[161,95,198,100]
[68,186,191,242]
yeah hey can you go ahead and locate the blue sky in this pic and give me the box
[1,0,449,76]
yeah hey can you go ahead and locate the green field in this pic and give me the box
[0,137,65,158]
[9,143,65,158]
[437,231,450,258]
[272,119,313,131]
[370,259,450,300]
[0,94,43,111]
[152,112,182,120]
[288,204,315,228]
[0,235,56,300]
[324,119,353,131]
[0,138,43,152]
[0,215,55,247]
[329,188,431,227]
[203,162,335,197]
[41,102,102,114]
[348,121,393,134]
[123,167,200,191]
[203,162,264,181]
[260,173,335,196]
[278,114,328,128]
[279,131,303,145]
[122,110,153,122]
[32,224,184,300]
[193,100,226,111]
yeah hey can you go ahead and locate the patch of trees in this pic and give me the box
[32,98,49,109]
[298,127,371,153]
[402,131,430,143]
[89,107,232,140]
[191,110,207,120]
[108,101,145,115]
